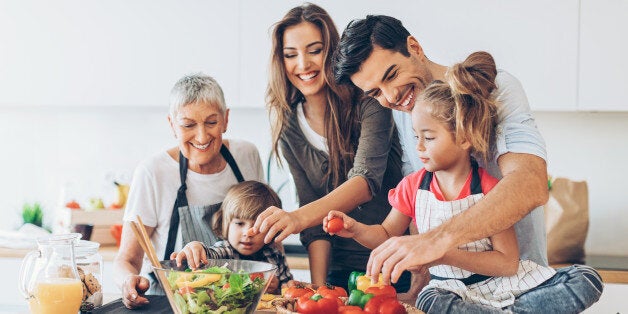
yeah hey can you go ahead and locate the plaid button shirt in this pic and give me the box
[202,240,293,286]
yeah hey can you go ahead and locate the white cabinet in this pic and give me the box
[0,1,597,111]
[0,1,240,107]
[240,0,580,111]
[578,0,628,111]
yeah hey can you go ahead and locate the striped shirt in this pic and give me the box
[202,240,293,287]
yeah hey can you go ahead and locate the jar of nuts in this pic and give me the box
[74,240,103,311]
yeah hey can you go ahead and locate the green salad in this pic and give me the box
[167,265,266,314]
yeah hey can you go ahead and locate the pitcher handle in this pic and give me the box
[19,250,40,299]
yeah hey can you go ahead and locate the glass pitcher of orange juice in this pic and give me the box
[19,233,84,314]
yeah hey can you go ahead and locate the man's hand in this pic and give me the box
[366,233,448,284]
[122,275,150,309]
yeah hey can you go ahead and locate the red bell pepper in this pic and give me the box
[297,293,339,314]
[364,285,397,299]
[363,295,407,314]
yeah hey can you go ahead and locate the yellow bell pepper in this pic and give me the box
[356,273,385,292]
[175,272,222,289]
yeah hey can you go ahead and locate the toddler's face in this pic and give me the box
[227,218,265,256]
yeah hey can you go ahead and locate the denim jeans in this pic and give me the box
[417,265,603,313]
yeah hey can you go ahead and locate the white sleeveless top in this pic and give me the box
[296,102,328,153]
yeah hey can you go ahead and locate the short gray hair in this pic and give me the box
[169,73,227,119]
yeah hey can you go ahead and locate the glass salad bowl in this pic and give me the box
[153,259,277,314]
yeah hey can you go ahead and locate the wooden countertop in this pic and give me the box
[0,245,311,270]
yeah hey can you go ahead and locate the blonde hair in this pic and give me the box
[212,181,282,239]
[266,3,362,188]
[417,51,498,163]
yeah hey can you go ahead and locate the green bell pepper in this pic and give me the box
[348,271,365,292]
[347,289,374,308]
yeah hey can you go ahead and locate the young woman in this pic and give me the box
[252,3,410,292]
[325,52,602,313]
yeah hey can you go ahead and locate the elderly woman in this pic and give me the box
[113,73,264,309]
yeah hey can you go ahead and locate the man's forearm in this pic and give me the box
[432,153,549,251]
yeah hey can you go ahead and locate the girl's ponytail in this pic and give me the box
[446,51,498,162]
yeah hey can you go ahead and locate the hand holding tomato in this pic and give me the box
[326,217,344,234]
[323,211,358,237]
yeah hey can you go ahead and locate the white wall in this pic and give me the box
[1,106,627,256]
[0,0,626,257]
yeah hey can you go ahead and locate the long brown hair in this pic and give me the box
[266,3,361,188]
[418,51,498,163]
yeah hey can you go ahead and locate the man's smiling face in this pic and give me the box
[350,44,433,113]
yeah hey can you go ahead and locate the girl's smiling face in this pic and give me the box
[227,218,265,256]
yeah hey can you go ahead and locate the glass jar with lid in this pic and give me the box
[74,240,103,310]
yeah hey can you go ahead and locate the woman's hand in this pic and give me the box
[122,275,150,309]
[322,210,358,238]
[170,241,207,270]
[252,206,304,243]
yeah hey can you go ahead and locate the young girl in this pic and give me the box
[325,52,569,312]
[172,180,293,294]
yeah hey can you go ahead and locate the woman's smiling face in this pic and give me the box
[282,21,326,100]
[169,101,229,174]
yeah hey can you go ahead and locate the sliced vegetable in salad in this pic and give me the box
[166,265,266,314]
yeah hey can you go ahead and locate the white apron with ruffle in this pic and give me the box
[416,171,556,308]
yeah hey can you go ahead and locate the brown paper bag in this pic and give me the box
[544,177,589,264]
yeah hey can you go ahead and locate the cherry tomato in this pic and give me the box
[250,272,264,281]
[326,217,344,233]
[178,286,194,295]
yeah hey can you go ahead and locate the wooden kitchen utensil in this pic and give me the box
[130,216,181,314]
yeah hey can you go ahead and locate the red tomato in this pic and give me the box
[249,272,264,281]
[364,285,397,299]
[317,284,348,299]
[297,294,339,314]
[326,217,344,233]
[65,200,81,210]
[178,286,194,295]
[363,295,406,314]
[339,305,366,314]
[284,285,315,299]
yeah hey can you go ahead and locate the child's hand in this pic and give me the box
[322,211,357,238]
[169,241,207,270]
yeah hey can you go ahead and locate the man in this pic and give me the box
[333,15,602,312]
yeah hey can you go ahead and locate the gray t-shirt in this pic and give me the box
[393,70,549,266]
[280,97,403,271]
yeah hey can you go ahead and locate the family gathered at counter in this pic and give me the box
[112,3,603,313]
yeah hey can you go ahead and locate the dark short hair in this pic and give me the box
[333,15,411,85]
